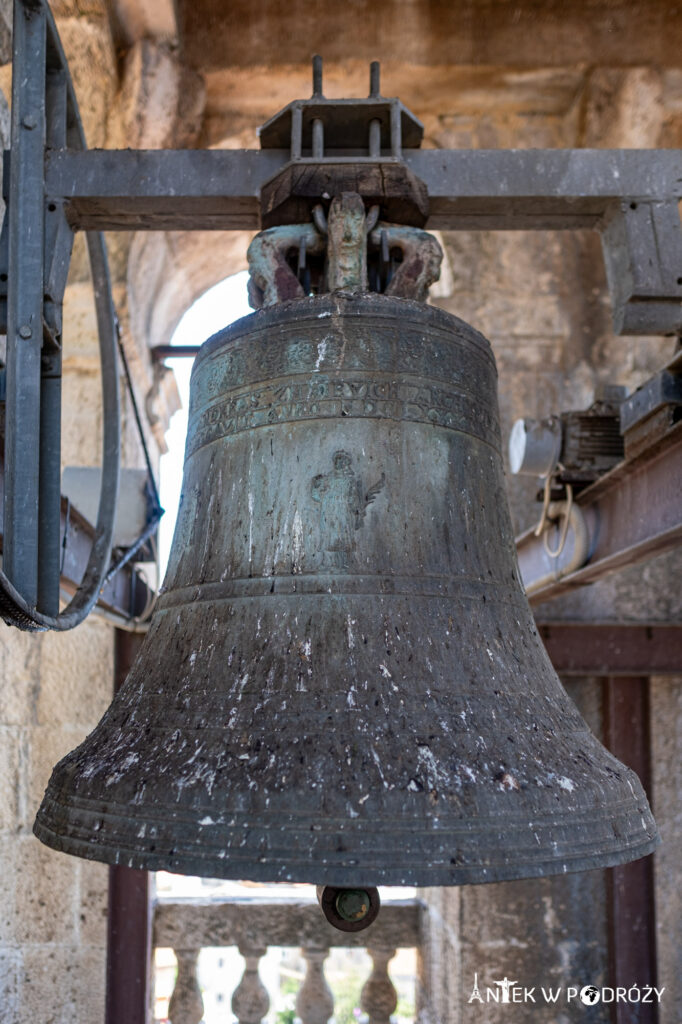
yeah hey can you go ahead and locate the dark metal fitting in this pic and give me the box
[312,55,324,98]
[316,885,381,933]
[369,61,381,98]
[336,889,371,922]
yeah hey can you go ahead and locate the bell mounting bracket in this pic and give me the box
[3,0,682,630]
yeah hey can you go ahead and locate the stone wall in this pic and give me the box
[0,3,117,1018]
[415,64,680,1024]
[0,2,178,1020]
[0,1,680,1022]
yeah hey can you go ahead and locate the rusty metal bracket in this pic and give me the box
[246,223,325,308]
[368,223,443,303]
[247,192,443,303]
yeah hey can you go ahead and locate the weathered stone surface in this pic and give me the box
[37,621,113,729]
[56,16,117,148]
[0,627,41,726]
[0,949,21,1024]
[418,680,607,1024]
[126,228,251,352]
[60,370,105,467]
[14,838,78,944]
[77,859,110,948]
[50,0,109,16]
[415,886,461,1023]
[650,676,682,1024]
[177,0,682,71]
[168,947,205,1024]
[21,944,106,1024]
[112,0,178,48]
[0,0,11,68]
[0,79,9,146]
[61,282,107,375]
[534,550,682,623]
[155,899,419,951]
[581,68,664,148]
[0,836,18,944]
[0,727,23,832]
[108,39,205,151]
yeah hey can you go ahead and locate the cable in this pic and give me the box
[115,322,162,513]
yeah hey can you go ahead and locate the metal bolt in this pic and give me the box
[312,118,324,159]
[369,118,382,158]
[22,115,37,130]
[369,61,381,98]
[334,889,371,922]
[312,55,323,98]
[19,325,32,339]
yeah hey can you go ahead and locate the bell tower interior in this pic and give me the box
[0,2,680,1023]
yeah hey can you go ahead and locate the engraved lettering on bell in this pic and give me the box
[311,451,385,569]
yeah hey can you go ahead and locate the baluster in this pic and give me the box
[168,947,204,1024]
[296,945,334,1024]
[231,944,270,1024]
[360,946,398,1024]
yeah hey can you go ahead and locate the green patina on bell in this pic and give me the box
[34,290,658,885]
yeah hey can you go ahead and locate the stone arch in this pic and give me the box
[127,227,254,353]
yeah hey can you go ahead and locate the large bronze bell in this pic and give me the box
[34,289,658,886]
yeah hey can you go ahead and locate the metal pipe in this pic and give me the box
[369,60,380,97]
[151,344,202,360]
[312,54,323,97]
[312,203,328,235]
[369,118,381,158]
[312,117,324,159]
[37,362,61,615]
[290,105,302,161]
[523,500,589,597]
[38,65,68,617]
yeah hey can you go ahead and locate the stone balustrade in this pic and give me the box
[154,897,421,1024]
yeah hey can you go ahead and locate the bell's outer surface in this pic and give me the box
[35,293,659,885]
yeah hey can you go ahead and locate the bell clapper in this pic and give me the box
[316,885,381,932]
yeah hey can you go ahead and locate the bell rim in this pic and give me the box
[34,775,660,888]
[33,813,660,888]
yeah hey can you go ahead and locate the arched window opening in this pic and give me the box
[159,271,251,574]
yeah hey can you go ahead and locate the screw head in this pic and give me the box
[19,325,32,339]
[22,115,37,130]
